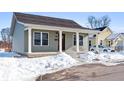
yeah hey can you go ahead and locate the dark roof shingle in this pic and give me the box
[94,26,107,31]
[14,12,86,29]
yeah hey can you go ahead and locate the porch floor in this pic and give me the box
[25,52,59,58]
[24,50,88,58]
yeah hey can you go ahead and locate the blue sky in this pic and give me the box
[0,12,124,35]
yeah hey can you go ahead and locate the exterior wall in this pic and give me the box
[89,28,112,47]
[31,29,58,52]
[12,22,25,53]
[65,33,89,52]
[64,32,74,50]
[89,38,96,46]
[106,35,124,50]
[112,37,124,50]
[83,34,89,51]
[97,28,112,45]
[24,31,28,52]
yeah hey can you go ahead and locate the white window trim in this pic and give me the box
[73,34,83,46]
[33,31,49,46]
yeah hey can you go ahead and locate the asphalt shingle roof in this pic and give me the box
[94,27,107,31]
[14,12,88,29]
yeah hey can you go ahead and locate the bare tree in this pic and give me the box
[88,16,96,28]
[87,15,111,29]
[1,28,11,43]
[101,15,111,27]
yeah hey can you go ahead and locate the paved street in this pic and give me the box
[42,64,124,81]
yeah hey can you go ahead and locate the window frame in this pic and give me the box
[42,32,49,46]
[33,31,49,46]
[73,34,83,46]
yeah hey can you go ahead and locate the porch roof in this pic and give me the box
[25,23,99,34]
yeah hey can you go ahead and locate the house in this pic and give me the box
[106,33,124,51]
[10,12,98,57]
[89,27,112,48]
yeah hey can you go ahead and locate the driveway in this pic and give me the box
[42,64,124,81]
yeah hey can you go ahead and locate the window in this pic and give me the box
[79,35,83,46]
[34,32,49,46]
[73,35,83,46]
[89,40,91,46]
[74,35,76,45]
[109,41,111,47]
[42,32,48,45]
[100,40,103,45]
[34,32,41,45]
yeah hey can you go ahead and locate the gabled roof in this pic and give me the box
[94,26,107,31]
[107,33,123,40]
[14,12,88,29]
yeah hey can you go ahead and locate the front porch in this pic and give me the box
[24,25,98,57]
[26,30,88,52]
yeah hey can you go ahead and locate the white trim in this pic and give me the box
[28,28,32,53]
[76,32,79,52]
[40,32,42,46]
[59,30,62,53]
[33,31,42,46]
[25,23,99,34]
[33,31,49,46]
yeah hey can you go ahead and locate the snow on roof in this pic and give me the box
[107,33,121,40]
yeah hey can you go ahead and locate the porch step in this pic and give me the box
[66,52,79,59]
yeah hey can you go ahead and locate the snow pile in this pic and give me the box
[108,53,124,60]
[0,52,77,81]
[80,51,96,62]
[80,51,124,65]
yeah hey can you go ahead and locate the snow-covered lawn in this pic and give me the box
[1,51,124,81]
[0,52,77,81]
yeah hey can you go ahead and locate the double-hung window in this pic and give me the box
[42,32,48,45]
[34,32,49,46]
[34,32,41,45]
[73,34,83,46]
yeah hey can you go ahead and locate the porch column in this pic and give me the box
[96,33,99,51]
[59,30,62,53]
[28,28,32,53]
[76,32,79,52]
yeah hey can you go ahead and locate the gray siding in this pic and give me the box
[12,22,25,53]
[31,29,58,52]
[65,33,89,52]
[64,32,74,50]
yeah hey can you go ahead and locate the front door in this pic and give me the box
[62,34,65,50]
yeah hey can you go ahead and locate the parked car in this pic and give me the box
[90,45,115,52]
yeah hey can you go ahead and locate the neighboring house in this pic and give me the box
[106,33,124,51]
[89,27,112,48]
[10,12,98,57]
